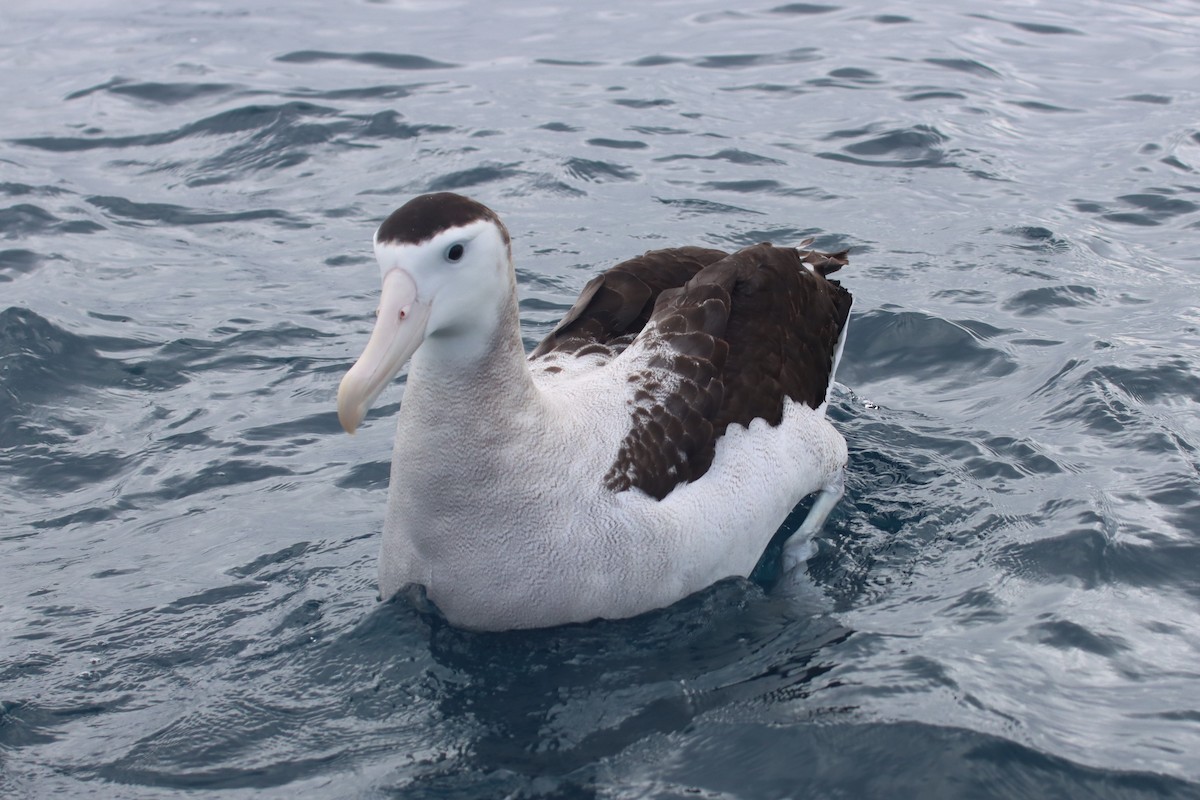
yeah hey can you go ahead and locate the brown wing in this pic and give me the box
[603,243,852,500]
[530,246,729,361]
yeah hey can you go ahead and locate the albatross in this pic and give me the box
[337,192,852,631]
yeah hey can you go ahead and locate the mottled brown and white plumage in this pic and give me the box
[337,192,852,631]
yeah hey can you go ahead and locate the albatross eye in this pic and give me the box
[445,243,465,262]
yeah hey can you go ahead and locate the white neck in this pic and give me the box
[399,279,543,453]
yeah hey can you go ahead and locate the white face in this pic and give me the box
[337,215,513,433]
[373,218,512,341]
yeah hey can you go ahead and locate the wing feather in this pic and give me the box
[604,243,852,500]
[530,246,728,361]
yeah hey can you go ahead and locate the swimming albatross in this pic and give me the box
[338,192,852,631]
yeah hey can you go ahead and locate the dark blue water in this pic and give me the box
[3,0,1199,796]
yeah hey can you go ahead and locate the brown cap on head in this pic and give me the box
[375,192,510,247]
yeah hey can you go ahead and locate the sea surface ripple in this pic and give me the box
[2,0,1199,797]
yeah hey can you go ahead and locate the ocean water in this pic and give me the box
[2,0,1199,796]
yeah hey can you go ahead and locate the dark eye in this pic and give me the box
[445,243,465,262]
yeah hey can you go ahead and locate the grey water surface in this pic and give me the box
[2,0,1199,797]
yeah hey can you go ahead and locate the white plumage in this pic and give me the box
[338,193,851,631]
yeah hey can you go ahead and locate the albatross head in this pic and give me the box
[337,192,512,433]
